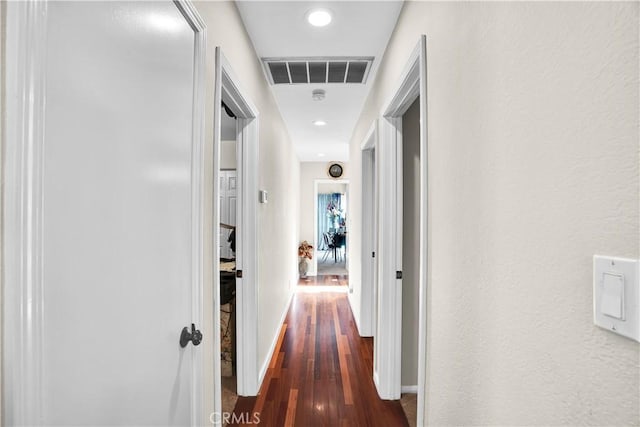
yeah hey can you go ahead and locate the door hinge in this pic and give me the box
[396,271,402,279]
[236,270,243,278]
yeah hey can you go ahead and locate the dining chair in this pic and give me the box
[321,232,336,263]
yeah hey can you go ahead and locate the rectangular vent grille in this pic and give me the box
[268,62,289,84]
[328,62,347,83]
[262,57,374,85]
[308,62,327,83]
[346,61,368,83]
[289,62,307,84]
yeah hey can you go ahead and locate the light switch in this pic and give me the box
[601,272,624,320]
[593,256,639,342]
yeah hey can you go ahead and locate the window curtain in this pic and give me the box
[331,193,343,228]
[317,193,333,250]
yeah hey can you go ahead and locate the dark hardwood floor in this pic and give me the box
[298,275,349,287]
[230,289,409,427]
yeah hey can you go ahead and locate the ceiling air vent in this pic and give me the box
[262,57,374,85]
[268,62,290,84]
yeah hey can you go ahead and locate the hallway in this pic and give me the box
[3,1,639,425]
[230,289,409,426]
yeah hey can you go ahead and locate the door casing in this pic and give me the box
[374,35,428,427]
[212,49,260,413]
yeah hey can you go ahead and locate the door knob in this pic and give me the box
[180,323,202,348]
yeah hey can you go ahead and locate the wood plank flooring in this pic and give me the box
[230,289,409,427]
[298,275,349,287]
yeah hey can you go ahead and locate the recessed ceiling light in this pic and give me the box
[313,120,327,126]
[307,9,332,27]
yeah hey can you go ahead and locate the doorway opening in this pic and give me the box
[360,122,378,338]
[399,97,421,426]
[316,182,348,275]
[302,179,349,289]
[212,48,261,422]
[219,103,238,416]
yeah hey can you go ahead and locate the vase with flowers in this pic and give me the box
[298,240,313,278]
[326,200,343,230]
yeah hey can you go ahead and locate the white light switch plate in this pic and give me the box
[593,256,639,342]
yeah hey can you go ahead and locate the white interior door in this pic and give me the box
[371,35,427,417]
[372,148,379,336]
[374,116,403,399]
[360,136,377,337]
[220,171,237,259]
[4,1,204,425]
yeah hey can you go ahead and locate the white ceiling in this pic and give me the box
[236,1,404,162]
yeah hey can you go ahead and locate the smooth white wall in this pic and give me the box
[299,161,349,274]
[193,1,300,419]
[401,98,420,388]
[350,2,639,425]
[318,182,347,195]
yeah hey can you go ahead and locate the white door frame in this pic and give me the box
[313,179,349,277]
[375,35,428,426]
[3,3,48,422]
[212,48,260,410]
[359,121,378,337]
[2,1,206,425]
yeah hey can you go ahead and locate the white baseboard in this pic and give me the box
[258,289,295,387]
[401,385,418,394]
[347,291,362,333]
[373,371,380,393]
[347,284,374,337]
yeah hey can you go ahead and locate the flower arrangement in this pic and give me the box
[326,200,343,224]
[298,240,314,260]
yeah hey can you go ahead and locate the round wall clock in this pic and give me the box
[328,163,343,178]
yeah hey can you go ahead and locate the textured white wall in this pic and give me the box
[350,2,639,425]
[193,1,300,420]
